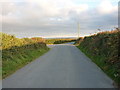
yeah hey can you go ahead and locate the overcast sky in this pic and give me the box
[0,0,119,38]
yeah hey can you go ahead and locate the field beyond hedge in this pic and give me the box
[45,38,76,44]
[1,33,49,78]
[77,29,120,87]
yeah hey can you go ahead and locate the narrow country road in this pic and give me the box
[3,44,114,88]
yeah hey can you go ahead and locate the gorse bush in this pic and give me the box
[1,33,21,49]
[1,33,47,50]
[77,29,120,86]
[1,33,49,78]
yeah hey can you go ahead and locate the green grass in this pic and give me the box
[76,29,120,87]
[77,46,120,87]
[2,48,49,79]
[1,32,50,79]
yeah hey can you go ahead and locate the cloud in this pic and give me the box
[98,0,118,14]
[1,0,89,29]
[1,0,118,38]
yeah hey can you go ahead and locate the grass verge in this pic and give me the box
[2,48,49,79]
[77,46,120,87]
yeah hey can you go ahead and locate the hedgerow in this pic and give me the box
[1,33,49,78]
[77,29,120,86]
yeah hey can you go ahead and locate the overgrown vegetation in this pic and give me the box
[45,38,76,44]
[77,29,120,87]
[74,37,83,45]
[1,33,49,78]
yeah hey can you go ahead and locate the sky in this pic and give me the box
[0,0,119,38]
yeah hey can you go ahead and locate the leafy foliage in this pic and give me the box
[1,33,49,78]
[77,29,120,86]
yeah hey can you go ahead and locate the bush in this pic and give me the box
[77,29,120,86]
[1,33,49,78]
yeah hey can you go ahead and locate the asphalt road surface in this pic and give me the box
[3,44,114,88]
